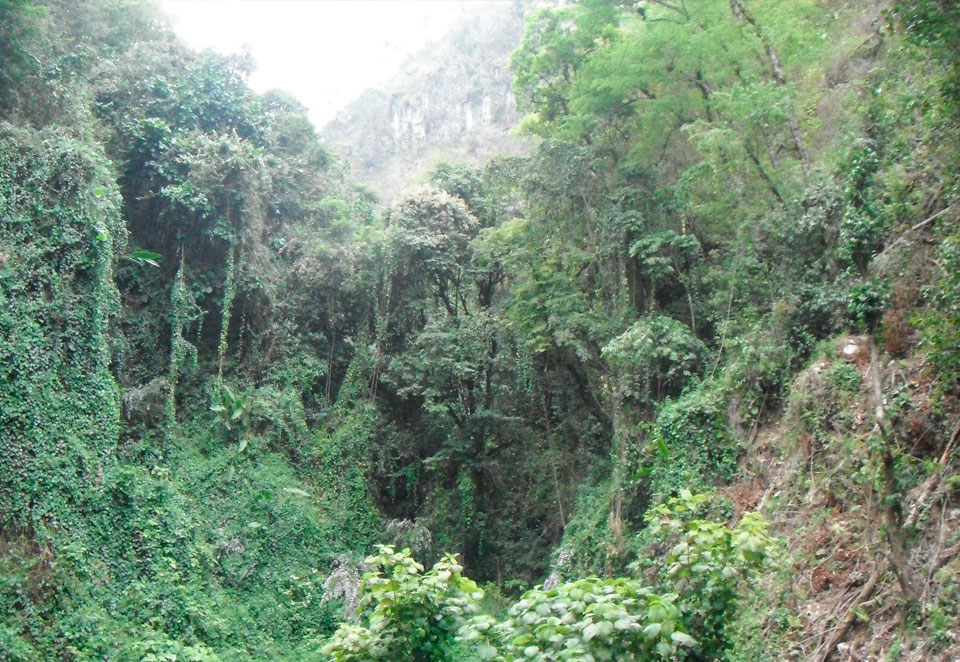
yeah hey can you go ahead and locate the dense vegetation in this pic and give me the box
[1,0,959,660]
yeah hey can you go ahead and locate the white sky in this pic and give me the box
[160,1,493,128]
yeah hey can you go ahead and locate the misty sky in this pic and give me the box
[160,1,502,129]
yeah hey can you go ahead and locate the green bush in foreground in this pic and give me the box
[324,499,775,662]
[488,577,692,662]
[322,546,484,662]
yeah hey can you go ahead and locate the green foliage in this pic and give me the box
[0,0,44,109]
[643,382,739,501]
[846,278,890,332]
[643,492,776,660]
[209,383,262,443]
[0,5,379,659]
[492,577,692,662]
[384,187,480,314]
[166,261,199,441]
[2,0,959,659]
[541,478,621,579]
[838,141,885,274]
[319,503,776,662]
[216,246,237,382]
[124,248,163,267]
[603,315,705,406]
[891,0,960,110]
[511,0,621,133]
[311,403,382,551]
[919,224,960,384]
[0,124,124,527]
[322,546,484,662]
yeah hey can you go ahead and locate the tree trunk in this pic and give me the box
[868,335,919,603]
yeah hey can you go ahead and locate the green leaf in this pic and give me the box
[478,644,498,660]
[671,631,697,647]
[642,622,661,639]
[657,437,670,458]
[129,249,163,267]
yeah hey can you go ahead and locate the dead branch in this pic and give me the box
[905,421,960,529]
[933,542,960,574]
[876,205,955,263]
[815,566,882,662]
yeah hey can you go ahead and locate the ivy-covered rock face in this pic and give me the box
[0,124,125,529]
[0,5,380,658]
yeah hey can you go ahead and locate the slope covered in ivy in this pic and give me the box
[0,2,381,659]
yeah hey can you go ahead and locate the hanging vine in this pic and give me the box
[216,244,237,386]
[166,249,199,443]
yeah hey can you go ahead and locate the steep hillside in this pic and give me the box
[750,333,960,662]
[322,2,531,202]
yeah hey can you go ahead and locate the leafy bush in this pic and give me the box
[846,278,890,332]
[919,225,960,388]
[322,546,484,662]
[643,492,776,660]
[645,383,739,501]
[490,577,694,662]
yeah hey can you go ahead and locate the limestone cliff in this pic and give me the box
[322,2,531,203]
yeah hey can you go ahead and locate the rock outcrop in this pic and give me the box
[323,1,531,203]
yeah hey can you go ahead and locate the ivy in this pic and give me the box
[0,124,124,528]
[165,258,199,443]
[216,245,237,384]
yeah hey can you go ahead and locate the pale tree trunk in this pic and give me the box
[868,335,919,603]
